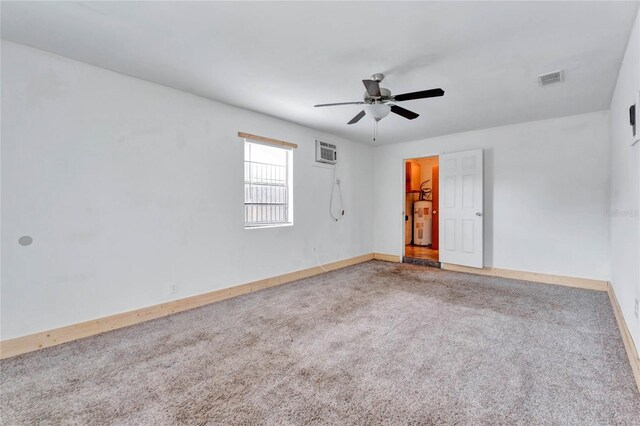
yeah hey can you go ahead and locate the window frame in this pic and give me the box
[243,138,294,229]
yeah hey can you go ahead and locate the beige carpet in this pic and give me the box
[1,261,639,424]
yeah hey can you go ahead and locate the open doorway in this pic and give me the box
[404,156,440,267]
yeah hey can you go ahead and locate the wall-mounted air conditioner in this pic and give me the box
[316,140,337,164]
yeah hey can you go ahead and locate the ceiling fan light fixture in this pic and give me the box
[365,103,391,122]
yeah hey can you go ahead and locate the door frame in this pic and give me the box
[401,154,440,259]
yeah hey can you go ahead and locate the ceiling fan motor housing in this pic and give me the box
[364,87,392,104]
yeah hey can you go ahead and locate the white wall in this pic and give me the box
[373,111,611,281]
[609,11,640,349]
[0,41,373,340]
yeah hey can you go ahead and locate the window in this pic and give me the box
[244,140,293,228]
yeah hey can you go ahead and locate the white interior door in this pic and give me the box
[439,149,483,268]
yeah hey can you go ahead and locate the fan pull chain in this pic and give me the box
[373,120,378,142]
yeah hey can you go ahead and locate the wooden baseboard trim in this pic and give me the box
[0,253,374,360]
[607,282,640,392]
[440,263,608,292]
[373,253,402,263]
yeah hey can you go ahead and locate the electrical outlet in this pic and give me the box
[336,178,341,185]
[635,298,639,318]
[169,284,178,295]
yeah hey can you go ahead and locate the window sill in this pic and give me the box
[244,223,293,230]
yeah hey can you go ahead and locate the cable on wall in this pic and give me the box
[330,165,345,221]
[313,247,330,272]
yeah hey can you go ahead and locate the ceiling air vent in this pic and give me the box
[538,70,564,87]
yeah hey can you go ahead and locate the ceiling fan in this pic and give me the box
[314,73,444,125]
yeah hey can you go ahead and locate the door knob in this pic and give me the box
[433,210,437,214]
[475,212,482,216]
